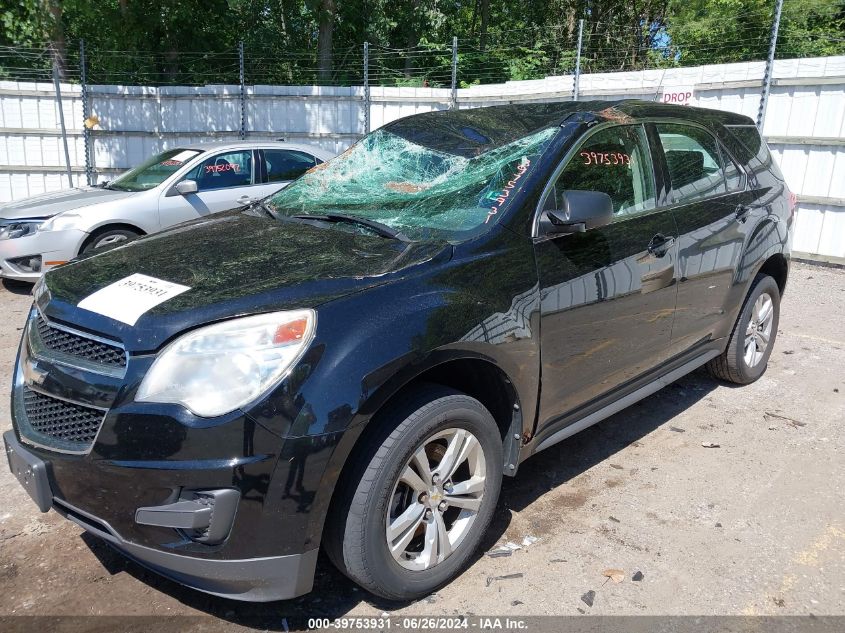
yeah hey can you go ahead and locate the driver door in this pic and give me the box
[158,150,257,227]
[534,123,679,433]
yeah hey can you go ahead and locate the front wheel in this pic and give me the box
[325,385,503,600]
[81,227,140,254]
[706,273,781,384]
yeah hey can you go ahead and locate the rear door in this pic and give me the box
[249,148,321,200]
[651,123,752,355]
[534,123,679,431]
[158,149,258,227]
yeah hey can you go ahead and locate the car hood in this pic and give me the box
[38,212,451,352]
[0,187,137,220]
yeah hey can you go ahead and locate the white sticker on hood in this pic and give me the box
[77,274,190,325]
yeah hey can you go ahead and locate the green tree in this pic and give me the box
[1,0,843,86]
[666,0,845,65]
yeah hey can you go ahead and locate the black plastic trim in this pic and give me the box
[4,435,318,602]
[530,344,722,455]
[56,495,317,601]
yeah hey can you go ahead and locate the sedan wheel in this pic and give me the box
[93,233,130,248]
[81,228,140,254]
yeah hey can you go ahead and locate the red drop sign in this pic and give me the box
[661,88,695,106]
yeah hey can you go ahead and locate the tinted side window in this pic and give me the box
[264,150,316,183]
[187,150,253,191]
[548,124,656,217]
[656,124,726,203]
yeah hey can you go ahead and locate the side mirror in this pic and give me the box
[175,180,198,195]
[539,190,613,236]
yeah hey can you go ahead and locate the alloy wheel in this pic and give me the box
[744,292,774,368]
[94,234,129,248]
[385,428,486,571]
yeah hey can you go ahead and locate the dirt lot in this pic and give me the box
[1,262,843,629]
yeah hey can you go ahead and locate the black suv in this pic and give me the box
[5,101,791,602]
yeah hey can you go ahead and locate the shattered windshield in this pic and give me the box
[265,126,558,240]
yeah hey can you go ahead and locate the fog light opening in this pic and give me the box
[135,488,240,545]
[8,255,42,273]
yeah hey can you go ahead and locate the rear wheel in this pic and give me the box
[325,384,503,600]
[706,273,780,384]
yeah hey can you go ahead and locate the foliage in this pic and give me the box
[666,0,845,65]
[0,0,843,85]
[1,0,49,47]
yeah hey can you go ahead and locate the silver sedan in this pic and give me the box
[0,141,336,282]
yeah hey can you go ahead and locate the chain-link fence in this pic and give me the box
[0,3,813,186]
[2,0,844,89]
[2,1,844,263]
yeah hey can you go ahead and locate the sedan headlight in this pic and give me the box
[0,220,44,240]
[136,310,316,417]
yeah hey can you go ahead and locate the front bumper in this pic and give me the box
[0,228,86,282]
[4,429,318,601]
[7,304,346,601]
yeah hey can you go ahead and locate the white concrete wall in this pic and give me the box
[1,55,844,259]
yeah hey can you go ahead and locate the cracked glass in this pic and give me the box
[266,126,558,241]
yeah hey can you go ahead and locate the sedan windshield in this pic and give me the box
[108,149,201,192]
[266,127,558,240]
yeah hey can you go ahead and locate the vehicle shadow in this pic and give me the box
[2,279,33,296]
[81,369,722,629]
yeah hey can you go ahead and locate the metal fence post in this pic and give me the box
[238,41,246,140]
[573,19,584,101]
[363,41,370,134]
[51,48,73,188]
[450,36,458,109]
[757,0,784,131]
[79,39,93,186]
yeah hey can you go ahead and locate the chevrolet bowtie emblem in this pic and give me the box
[26,361,49,387]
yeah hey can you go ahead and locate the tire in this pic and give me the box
[81,227,140,254]
[706,273,780,384]
[325,384,503,600]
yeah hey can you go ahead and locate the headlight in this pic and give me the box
[0,220,43,240]
[40,212,83,232]
[136,310,316,417]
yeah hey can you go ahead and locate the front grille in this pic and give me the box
[35,314,126,368]
[21,387,104,449]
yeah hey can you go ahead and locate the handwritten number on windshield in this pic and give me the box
[486,158,531,224]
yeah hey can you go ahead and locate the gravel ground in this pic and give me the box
[0,262,843,630]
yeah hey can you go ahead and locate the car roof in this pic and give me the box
[384,100,755,157]
[177,140,334,160]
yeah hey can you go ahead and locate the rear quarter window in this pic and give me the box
[723,125,784,182]
[721,147,745,192]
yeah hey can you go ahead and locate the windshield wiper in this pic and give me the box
[250,201,279,220]
[293,214,410,242]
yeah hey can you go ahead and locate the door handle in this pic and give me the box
[647,233,676,258]
[236,195,253,205]
[735,204,751,222]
